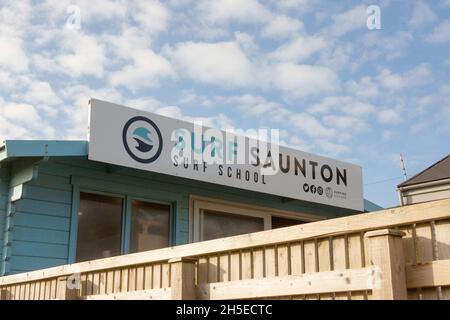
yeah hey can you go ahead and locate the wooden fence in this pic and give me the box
[1,198,450,300]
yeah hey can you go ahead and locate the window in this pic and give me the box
[130,200,170,253]
[74,192,172,262]
[191,196,322,242]
[200,210,264,241]
[76,192,123,262]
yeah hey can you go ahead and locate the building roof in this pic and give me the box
[364,199,383,212]
[0,140,88,162]
[398,155,450,188]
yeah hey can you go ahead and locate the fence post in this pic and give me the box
[364,229,407,300]
[169,257,197,300]
[56,276,80,300]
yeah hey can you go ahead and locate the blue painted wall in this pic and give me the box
[0,168,9,265]
[2,157,363,275]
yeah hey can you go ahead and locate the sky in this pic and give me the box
[0,0,449,208]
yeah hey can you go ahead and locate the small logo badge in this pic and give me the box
[317,186,323,195]
[325,187,333,199]
[123,116,163,163]
[303,183,309,192]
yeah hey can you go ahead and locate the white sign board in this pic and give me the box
[88,99,364,211]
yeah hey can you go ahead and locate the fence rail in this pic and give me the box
[1,198,450,300]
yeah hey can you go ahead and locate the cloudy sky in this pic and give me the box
[0,0,449,208]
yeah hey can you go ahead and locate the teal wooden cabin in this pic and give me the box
[0,140,381,275]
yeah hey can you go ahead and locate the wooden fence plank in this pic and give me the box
[406,259,450,288]
[85,288,171,300]
[136,267,144,291]
[143,266,152,290]
[252,249,264,279]
[218,253,229,282]
[161,263,170,288]
[152,264,161,289]
[348,234,365,300]
[264,247,276,278]
[277,245,289,277]
[230,252,240,281]
[303,241,316,274]
[197,268,374,300]
[290,242,302,276]
[415,223,437,299]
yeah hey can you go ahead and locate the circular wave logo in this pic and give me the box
[122,116,163,163]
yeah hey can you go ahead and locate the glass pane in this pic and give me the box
[271,216,305,229]
[76,192,123,262]
[130,200,170,253]
[201,210,264,241]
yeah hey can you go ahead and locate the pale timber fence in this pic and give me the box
[1,198,450,300]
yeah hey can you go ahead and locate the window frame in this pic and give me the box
[125,196,174,254]
[69,183,174,263]
[189,195,325,243]
[75,189,126,262]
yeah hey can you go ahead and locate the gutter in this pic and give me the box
[397,177,450,192]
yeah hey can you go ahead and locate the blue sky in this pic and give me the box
[0,0,449,208]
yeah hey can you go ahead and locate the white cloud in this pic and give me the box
[286,135,311,152]
[378,109,402,125]
[56,31,107,77]
[131,0,171,34]
[269,36,327,62]
[0,99,55,140]
[377,69,405,91]
[271,63,337,96]
[345,77,379,98]
[327,5,367,37]
[0,0,32,44]
[309,96,375,118]
[315,140,350,156]
[0,71,19,90]
[323,114,365,131]
[261,15,303,38]
[427,20,450,44]
[290,113,335,138]
[110,49,175,90]
[408,1,437,29]
[58,85,123,139]
[199,0,270,24]
[154,106,183,118]
[125,97,165,112]
[2,102,40,126]
[166,41,253,87]
[404,64,432,86]
[318,43,353,72]
[234,32,258,52]
[0,36,29,72]
[42,0,128,22]
[23,81,62,105]
[274,0,310,11]
[359,31,413,62]
[377,64,432,91]
[227,94,282,117]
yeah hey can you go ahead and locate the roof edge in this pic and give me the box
[0,140,88,162]
[397,155,450,188]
